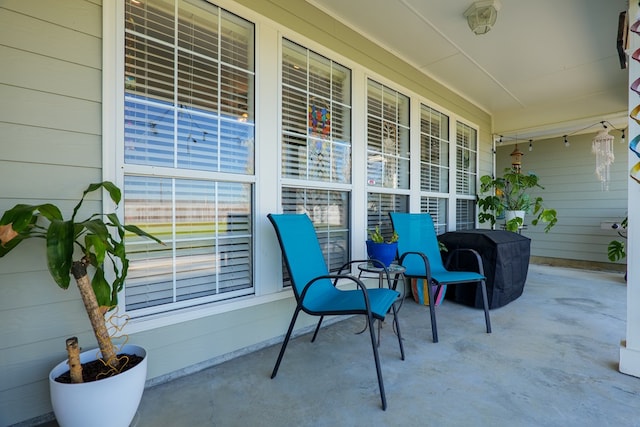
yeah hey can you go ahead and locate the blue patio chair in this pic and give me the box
[389,212,491,343]
[267,213,405,410]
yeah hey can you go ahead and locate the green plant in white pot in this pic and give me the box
[0,182,162,426]
[477,167,558,232]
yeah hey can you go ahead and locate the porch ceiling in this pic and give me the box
[307,0,629,139]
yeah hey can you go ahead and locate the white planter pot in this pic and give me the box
[505,210,526,226]
[49,344,147,427]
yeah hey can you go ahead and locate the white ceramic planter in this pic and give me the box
[505,210,526,227]
[49,344,147,427]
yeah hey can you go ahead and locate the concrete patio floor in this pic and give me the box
[39,264,639,426]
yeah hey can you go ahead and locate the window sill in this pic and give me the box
[122,290,294,335]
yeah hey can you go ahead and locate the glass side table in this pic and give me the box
[357,262,406,291]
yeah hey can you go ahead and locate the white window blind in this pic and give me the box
[420,197,448,234]
[455,121,478,230]
[282,188,350,273]
[122,0,255,314]
[280,39,352,277]
[420,104,449,193]
[456,199,476,230]
[455,121,478,196]
[367,193,409,239]
[366,79,410,189]
[281,39,352,184]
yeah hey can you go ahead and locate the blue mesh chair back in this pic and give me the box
[391,212,446,277]
[269,213,339,313]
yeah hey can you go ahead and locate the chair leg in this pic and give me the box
[271,308,301,379]
[391,303,405,360]
[428,283,438,343]
[479,280,492,334]
[311,315,324,343]
[367,313,387,410]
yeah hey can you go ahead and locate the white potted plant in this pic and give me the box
[477,167,558,232]
[0,182,163,427]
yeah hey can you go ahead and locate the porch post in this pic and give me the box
[620,1,640,377]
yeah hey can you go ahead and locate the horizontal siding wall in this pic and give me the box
[1,0,493,424]
[0,0,104,425]
[495,130,628,267]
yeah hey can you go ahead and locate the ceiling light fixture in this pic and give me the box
[464,0,501,35]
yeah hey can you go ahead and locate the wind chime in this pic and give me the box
[510,144,524,173]
[592,126,615,191]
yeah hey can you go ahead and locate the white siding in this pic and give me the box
[0,1,105,424]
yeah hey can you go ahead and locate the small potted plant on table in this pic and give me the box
[366,226,399,267]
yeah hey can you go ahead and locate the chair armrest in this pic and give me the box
[397,251,432,281]
[300,273,373,313]
[444,248,485,276]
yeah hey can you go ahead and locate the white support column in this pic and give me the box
[620,2,640,377]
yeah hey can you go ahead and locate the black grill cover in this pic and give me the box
[438,229,531,309]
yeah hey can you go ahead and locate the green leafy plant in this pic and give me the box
[368,226,398,243]
[477,167,558,232]
[607,216,627,262]
[0,182,163,382]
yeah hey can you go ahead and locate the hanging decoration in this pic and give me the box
[308,102,331,137]
[308,100,331,180]
[510,144,524,173]
[592,128,615,191]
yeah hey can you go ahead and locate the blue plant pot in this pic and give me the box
[366,240,398,267]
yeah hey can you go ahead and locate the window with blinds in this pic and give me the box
[366,79,410,189]
[122,0,255,313]
[456,199,476,230]
[281,39,352,184]
[455,121,478,230]
[455,121,478,196]
[420,105,449,193]
[366,80,410,237]
[280,39,352,276]
[367,193,409,240]
[420,197,448,234]
[282,188,350,274]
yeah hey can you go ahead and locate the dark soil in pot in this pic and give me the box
[54,354,144,383]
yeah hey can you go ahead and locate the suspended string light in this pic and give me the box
[496,120,625,149]
[494,120,626,191]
